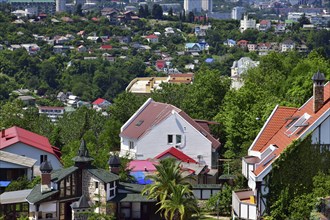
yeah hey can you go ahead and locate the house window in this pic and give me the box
[167,135,173,144]
[108,181,116,199]
[110,189,115,197]
[176,135,182,144]
[95,181,99,189]
[40,155,47,164]
[129,141,134,149]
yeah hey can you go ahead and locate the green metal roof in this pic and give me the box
[26,184,59,204]
[192,184,222,189]
[118,182,145,193]
[110,193,155,202]
[51,166,78,182]
[87,168,119,183]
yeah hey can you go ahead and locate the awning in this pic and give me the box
[0,189,32,204]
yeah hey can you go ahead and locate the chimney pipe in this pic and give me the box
[40,160,53,194]
[1,129,5,138]
[312,70,326,113]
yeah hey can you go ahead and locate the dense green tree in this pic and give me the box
[182,67,231,120]
[142,158,193,201]
[152,4,163,20]
[157,183,198,220]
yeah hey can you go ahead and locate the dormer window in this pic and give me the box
[285,113,310,137]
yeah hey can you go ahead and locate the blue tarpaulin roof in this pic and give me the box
[0,181,11,187]
[205,58,214,63]
[130,171,153,185]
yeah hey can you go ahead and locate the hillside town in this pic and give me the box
[0,0,330,218]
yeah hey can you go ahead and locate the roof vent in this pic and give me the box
[135,120,144,127]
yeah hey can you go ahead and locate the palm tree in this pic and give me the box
[142,158,198,219]
[142,158,192,201]
[157,182,199,220]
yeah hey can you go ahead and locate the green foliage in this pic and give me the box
[182,67,230,120]
[142,158,198,219]
[157,183,199,220]
[5,176,40,192]
[217,51,330,159]
[267,135,330,218]
[206,184,233,215]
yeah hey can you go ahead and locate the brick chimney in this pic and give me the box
[1,128,5,138]
[108,155,121,175]
[312,70,326,113]
[40,160,53,193]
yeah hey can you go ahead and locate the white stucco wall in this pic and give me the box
[314,116,330,144]
[2,143,62,171]
[121,112,212,166]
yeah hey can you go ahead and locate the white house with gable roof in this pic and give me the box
[119,98,221,168]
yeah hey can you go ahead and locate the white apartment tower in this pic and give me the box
[184,0,202,13]
[240,14,256,33]
[56,0,66,12]
[201,0,212,12]
[231,6,245,20]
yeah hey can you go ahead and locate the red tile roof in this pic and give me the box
[251,82,330,176]
[0,126,61,159]
[146,34,158,39]
[260,20,270,25]
[155,147,197,163]
[92,98,106,105]
[120,99,221,149]
[100,45,112,50]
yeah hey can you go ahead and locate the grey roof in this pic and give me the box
[0,151,36,168]
[118,182,145,193]
[87,168,119,183]
[17,95,35,101]
[178,162,206,175]
[110,193,155,202]
[192,184,222,189]
[72,139,94,163]
[26,184,59,204]
[40,160,53,173]
[312,70,325,82]
[51,166,78,182]
[0,189,32,204]
[108,155,121,166]
[71,195,92,209]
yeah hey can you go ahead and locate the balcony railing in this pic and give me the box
[232,190,257,220]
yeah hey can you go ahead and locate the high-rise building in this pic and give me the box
[184,0,202,13]
[201,0,212,12]
[9,0,56,15]
[231,6,245,20]
[56,0,66,12]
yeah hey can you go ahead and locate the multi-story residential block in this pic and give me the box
[231,6,245,20]
[201,0,212,12]
[240,15,256,33]
[184,0,202,13]
[8,0,55,15]
[38,106,65,122]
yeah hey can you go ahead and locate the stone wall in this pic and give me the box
[82,170,107,214]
